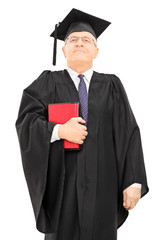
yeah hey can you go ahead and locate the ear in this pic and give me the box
[62,46,66,58]
[94,47,99,59]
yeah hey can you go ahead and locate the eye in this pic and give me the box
[70,38,77,43]
[83,38,90,43]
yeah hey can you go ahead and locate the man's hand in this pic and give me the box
[58,117,88,144]
[123,186,141,210]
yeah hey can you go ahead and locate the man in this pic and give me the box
[15,8,149,240]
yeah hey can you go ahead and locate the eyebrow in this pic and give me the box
[67,35,97,43]
[65,35,97,46]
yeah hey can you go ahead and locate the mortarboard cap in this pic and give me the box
[50,8,111,65]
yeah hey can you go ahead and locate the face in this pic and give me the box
[62,31,99,66]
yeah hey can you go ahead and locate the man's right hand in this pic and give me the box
[58,117,88,144]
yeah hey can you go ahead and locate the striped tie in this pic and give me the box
[78,74,88,125]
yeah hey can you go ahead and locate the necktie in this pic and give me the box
[78,74,88,125]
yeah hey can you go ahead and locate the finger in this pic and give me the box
[129,199,137,209]
[123,192,127,207]
[125,201,132,210]
[73,117,85,123]
[124,195,131,209]
[84,131,88,136]
[82,127,88,133]
[127,202,135,210]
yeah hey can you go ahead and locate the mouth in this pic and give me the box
[74,50,85,53]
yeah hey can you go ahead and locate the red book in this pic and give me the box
[48,102,80,149]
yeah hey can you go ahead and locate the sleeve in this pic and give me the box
[129,183,142,189]
[50,124,61,142]
[111,74,149,200]
[15,70,65,233]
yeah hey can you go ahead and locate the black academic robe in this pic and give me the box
[15,69,149,240]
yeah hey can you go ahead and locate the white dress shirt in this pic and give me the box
[50,66,142,190]
[50,66,92,142]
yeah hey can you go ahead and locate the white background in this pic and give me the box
[0,0,159,239]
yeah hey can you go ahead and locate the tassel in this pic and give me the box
[53,24,57,65]
[53,22,60,66]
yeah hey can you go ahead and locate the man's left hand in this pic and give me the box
[123,186,141,210]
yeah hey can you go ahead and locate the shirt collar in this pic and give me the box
[67,66,93,83]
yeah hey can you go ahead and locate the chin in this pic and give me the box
[73,56,88,62]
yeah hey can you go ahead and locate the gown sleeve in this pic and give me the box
[111,74,149,199]
[15,70,64,232]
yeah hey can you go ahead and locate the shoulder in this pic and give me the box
[94,71,128,99]
[23,70,64,99]
[93,70,112,80]
[110,74,128,97]
[35,69,64,84]
[93,71,122,86]
[97,72,126,94]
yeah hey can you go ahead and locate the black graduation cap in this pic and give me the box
[50,8,111,65]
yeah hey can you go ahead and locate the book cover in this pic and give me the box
[48,102,80,150]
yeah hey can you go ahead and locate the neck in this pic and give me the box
[67,62,93,74]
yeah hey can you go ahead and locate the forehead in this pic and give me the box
[68,31,96,39]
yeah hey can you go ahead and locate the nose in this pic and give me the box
[76,37,84,46]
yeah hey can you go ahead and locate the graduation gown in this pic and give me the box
[15,69,149,240]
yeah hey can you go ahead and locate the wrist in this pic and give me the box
[58,124,64,139]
